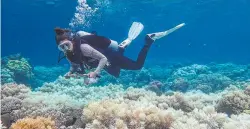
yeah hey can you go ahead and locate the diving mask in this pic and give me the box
[58,40,72,52]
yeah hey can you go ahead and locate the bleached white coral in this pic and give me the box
[1,97,22,114]
[82,99,174,129]
[38,77,124,106]
[0,120,7,129]
[223,113,250,129]
[24,92,83,108]
[244,86,250,96]
[1,83,31,99]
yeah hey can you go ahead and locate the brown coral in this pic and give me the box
[216,91,250,115]
[10,117,56,129]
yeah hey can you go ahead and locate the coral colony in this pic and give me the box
[1,54,250,129]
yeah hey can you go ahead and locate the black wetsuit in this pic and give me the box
[67,34,154,77]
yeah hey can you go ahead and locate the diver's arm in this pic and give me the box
[80,44,108,74]
[64,61,83,77]
[64,62,76,77]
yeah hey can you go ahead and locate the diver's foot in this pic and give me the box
[147,23,186,41]
[147,32,167,41]
[119,38,132,48]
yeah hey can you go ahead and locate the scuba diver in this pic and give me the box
[55,22,185,84]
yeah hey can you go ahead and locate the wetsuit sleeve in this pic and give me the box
[80,44,108,74]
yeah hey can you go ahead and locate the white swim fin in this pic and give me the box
[128,22,144,40]
[148,23,185,41]
[119,22,144,48]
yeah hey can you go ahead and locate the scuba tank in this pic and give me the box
[76,31,119,44]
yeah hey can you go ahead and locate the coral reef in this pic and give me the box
[123,88,194,112]
[2,81,250,129]
[145,80,164,95]
[1,68,15,84]
[1,54,250,129]
[11,99,83,128]
[216,90,250,115]
[1,83,32,127]
[209,63,250,80]
[1,83,31,99]
[244,85,250,96]
[83,99,174,129]
[37,76,124,105]
[6,58,32,77]
[1,54,33,85]
[1,83,84,128]
[190,73,232,92]
[10,117,56,129]
[171,64,210,79]
[0,120,7,129]
[170,77,189,92]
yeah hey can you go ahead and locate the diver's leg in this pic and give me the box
[147,23,185,41]
[108,40,125,55]
[117,35,154,70]
[117,23,185,70]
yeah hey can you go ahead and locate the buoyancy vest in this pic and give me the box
[66,34,111,67]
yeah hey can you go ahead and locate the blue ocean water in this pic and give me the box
[2,1,250,128]
[2,0,250,66]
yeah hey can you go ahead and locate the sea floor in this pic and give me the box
[1,54,250,129]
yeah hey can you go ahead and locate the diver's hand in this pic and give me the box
[88,72,98,78]
[64,72,73,79]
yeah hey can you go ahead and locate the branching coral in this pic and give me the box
[1,68,15,84]
[1,83,31,114]
[168,93,194,112]
[123,88,194,112]
[1,97,22,114]
[1,83,84,128]
[209,63,249,80]
[1,55,34,85]
[10,117,56,129]
[216,90,250,115]
[244,85,250,96]
[1,83,31,99]
[134,68,152,86]
[37,77,124,106]
[6,58,33,79]
[165,106,250,129]
[11,91,84,128]
[192,73,232,92]
[172,64,210,79]
[1,83,32,127]
[2,60,250,129]
[170,77,189,92]
[82,99,174,129]
[0,120,7,129]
